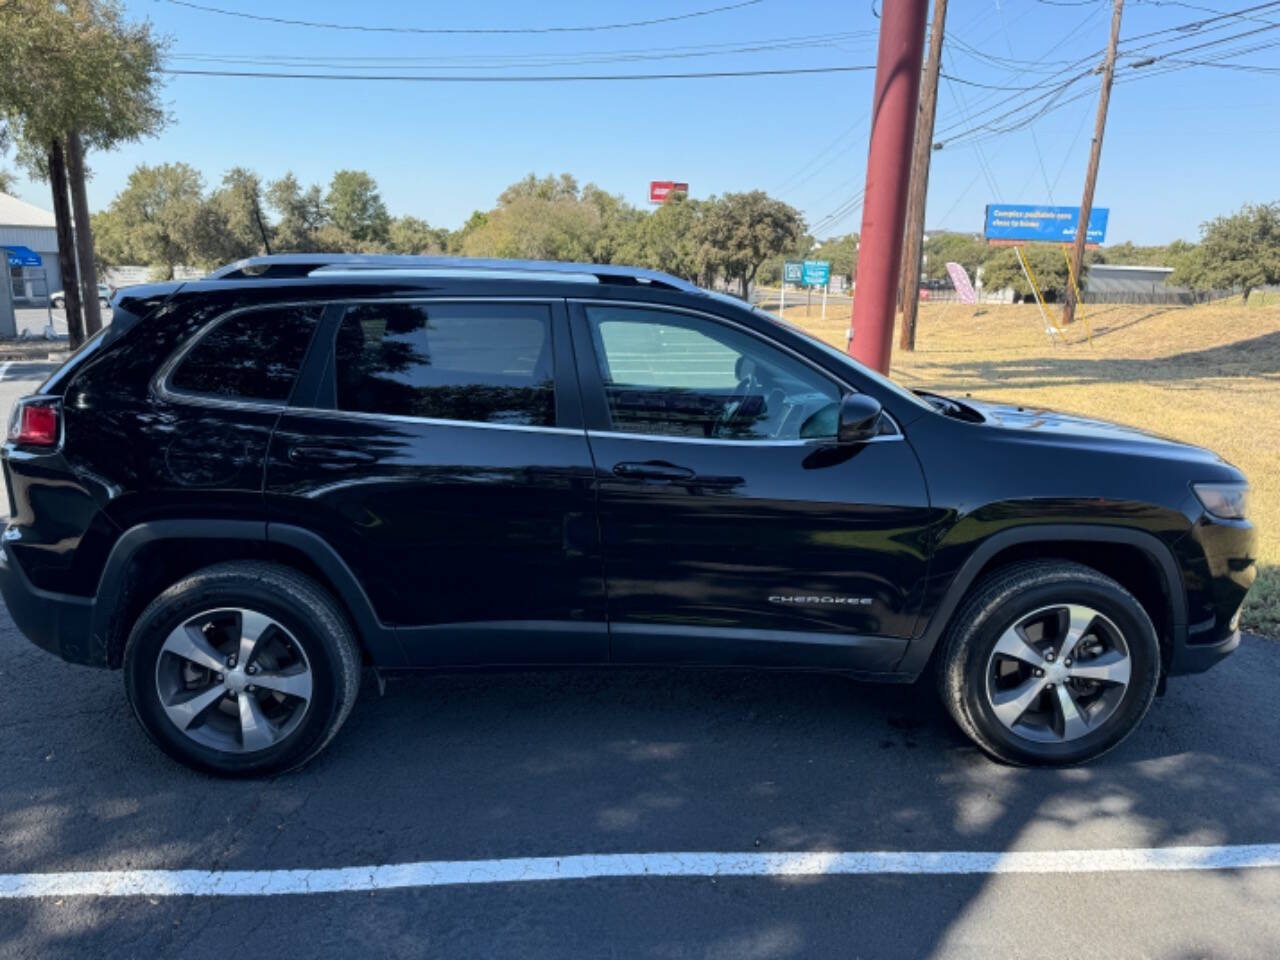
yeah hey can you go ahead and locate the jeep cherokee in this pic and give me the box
[0,255,1256,775]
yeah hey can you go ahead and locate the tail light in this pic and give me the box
[7,398,61,448]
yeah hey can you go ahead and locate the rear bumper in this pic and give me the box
[0,541,101,666]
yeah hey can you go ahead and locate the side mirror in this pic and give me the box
[837,393,883,444]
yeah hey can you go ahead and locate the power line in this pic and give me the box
[161,64,879,82]
[168,32,878,70]
[160,0,764,34]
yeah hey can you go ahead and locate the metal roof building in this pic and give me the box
[1,191,62,306]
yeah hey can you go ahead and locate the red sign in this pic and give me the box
[649,181,689,204]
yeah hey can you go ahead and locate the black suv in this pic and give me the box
[0,255,1256,775]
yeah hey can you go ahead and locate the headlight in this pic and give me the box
[1192,482,1249,520]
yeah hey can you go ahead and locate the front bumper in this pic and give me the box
[0,541,100,666]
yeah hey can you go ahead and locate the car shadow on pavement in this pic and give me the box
[1,620,1278,958]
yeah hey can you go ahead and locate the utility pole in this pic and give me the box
[849,0,930,374]
[898,0,949,352]
[1062,0,1123,326]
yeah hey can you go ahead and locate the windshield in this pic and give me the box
[737,299,934,413]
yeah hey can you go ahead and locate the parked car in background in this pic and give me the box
[50,283,112,310]
[0,255,1256,776]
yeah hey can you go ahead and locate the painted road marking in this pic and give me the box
[3,844,1279,899]
[0,362,11,383]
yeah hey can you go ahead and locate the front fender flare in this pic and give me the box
[894,524,1187,678]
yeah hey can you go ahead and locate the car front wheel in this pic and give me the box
[124,561,361,777]
[937,560,1160,765]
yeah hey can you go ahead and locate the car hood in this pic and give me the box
[963,397,1224,462]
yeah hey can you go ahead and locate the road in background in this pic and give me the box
[12,305,112,340]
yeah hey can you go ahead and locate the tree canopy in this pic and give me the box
[0,0,167,170]
[1172,203,1280,302]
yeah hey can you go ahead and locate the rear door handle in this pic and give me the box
[612,460,696,482]
[287,445,377,469]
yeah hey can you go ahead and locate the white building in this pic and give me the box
[1,191,62,305]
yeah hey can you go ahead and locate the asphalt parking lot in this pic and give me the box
[1,599,1279,958]
[1,355,1278,959]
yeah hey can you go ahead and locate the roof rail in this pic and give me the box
[206,254,699,291]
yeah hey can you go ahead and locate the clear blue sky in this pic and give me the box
[5,0,1278,245]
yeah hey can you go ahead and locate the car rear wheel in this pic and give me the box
[124,562,361,777]
[937,561,1160,766]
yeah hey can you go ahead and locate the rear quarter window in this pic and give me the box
[168,305,323,403]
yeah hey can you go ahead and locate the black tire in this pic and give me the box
[123,561,361,777]
[937,561,1160,766]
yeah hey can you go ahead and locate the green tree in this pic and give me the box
[207,167,272,260]
[694,191,804,297]
[0,167,16,194]
[980,244,1091,301]
[0,0,167,343]
[632,194,706,281]
[266,172,328,252]
[582,183,644,265]
[449,210,489,254]
[92,162,211,279]
[461,173,605,262]
[1171,203,1280,302]
[387,215,449,255]
[499,172,581,205]
[922,232,989,283]
[326,169,390,248]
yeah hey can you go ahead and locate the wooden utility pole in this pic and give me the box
[66,131,103,337]
[1062,0,1123,325]
[898,0,948,351]
[47,139,85,348]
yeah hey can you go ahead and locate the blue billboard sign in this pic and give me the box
[983,204,1109,244]
[801,260,830,286]
[783,261,803,284]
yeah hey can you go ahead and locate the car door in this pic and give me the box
[569,299,933,674]
[265,296,607,667]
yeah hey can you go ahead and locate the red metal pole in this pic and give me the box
[849,0,930,373]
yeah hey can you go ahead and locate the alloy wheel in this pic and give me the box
[984,603,1132,744]
[154,608,313,753]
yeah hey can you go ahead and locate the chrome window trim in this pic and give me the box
[569,297,903,441]
[154,296,575,431]
[281,405,585,436]
[586,429,901,446]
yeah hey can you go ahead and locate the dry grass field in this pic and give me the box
[781,295,1280,636]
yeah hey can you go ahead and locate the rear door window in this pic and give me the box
[169,305,323,403]
[332,301,556,427]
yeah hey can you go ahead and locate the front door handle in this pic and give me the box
[612,460,696,482]
[287,445,377,469]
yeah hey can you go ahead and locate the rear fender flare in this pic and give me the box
[92,519,404,667]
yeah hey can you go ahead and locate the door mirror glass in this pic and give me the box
[837,393,884,443]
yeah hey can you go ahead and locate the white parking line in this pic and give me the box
[3,844,1279,899]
